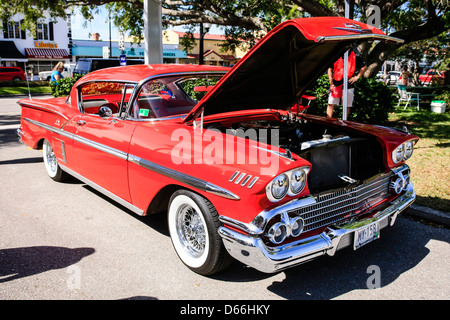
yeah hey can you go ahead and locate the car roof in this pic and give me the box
[76,64,230,84]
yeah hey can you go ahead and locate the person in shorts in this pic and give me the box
[327,50,367,118]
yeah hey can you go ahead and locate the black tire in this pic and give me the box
[168,189,232,275]
[42,139,68,181]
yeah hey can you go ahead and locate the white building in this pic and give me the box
[0,13,71,79]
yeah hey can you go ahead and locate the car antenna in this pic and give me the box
[25,70,32,100]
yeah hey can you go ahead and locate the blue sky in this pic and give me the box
[71,8,119,40]
[71,6,222,41]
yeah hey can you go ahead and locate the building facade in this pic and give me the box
[71,30,186,64]
[1,13,250,78]
[0,13,71,79]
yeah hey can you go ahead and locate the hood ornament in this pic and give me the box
[334,23,372,34]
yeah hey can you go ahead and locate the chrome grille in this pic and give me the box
[289,173,393,233]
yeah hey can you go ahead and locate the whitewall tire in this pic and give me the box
[168,190,232,275]
[42,139,67,181]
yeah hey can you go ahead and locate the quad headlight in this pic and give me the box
[392,140,416,163]
[266,213,305,245]
[289,169,308,195]
[270,173,289,200]
[266,167,310,202]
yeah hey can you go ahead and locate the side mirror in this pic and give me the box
[98,106,113,119]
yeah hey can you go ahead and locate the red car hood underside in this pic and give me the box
[184,17,402,122]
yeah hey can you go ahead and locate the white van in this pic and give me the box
[39,63,76,81]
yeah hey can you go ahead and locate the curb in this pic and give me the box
[404,204,450,228]
[0,93,52,98]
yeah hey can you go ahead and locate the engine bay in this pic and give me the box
[207,116,386,193]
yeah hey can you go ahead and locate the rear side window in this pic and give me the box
[79,81,135,115]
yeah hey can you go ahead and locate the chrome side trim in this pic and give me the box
[128,154,240,201]
[25,118,239,201]
[72,134,128,160]
[59,164,145,216]
[24,118,128,160]
[24,118,72,138]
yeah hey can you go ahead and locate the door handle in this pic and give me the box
[76,120,86,126]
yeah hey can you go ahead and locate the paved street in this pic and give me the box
[1,96,449,301]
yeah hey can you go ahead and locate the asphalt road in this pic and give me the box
[1,96,449,302]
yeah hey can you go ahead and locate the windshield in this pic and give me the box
[131,73,224,119]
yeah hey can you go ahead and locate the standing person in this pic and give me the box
[327,50,367,118]
[51,62,65,83]
[399,65,410,85]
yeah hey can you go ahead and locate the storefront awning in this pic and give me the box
[0,40,28,62]
[25,48,69,59]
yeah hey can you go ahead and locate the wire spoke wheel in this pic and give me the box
[168,190,232,275]
[177,204,206,258]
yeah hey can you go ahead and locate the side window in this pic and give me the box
[132,80,172,119]
[178,76,221,102]
[80,82,133,116]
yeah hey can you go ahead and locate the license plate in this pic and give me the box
[354,222,380,250]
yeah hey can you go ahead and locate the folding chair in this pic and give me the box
[396,85,420,110]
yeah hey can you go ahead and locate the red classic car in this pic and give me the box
[17,17,418,276]
[420,69,445,86]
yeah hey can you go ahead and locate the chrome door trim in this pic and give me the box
[25,118,239,201]
[128,155,240,201]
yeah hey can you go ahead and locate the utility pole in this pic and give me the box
[144,0,163,64]
[342,0,354,120]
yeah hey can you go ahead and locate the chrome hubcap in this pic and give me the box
[45,142,57,174]
[176,204,206,258]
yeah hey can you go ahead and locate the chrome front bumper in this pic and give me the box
[218,182,415,273]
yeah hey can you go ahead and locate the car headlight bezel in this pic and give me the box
[392,139,416,163]
[266,166,310,202]
[267,222,288,244]
[268,173,289,201]
[404,140,414,159]
[288,168,308,196]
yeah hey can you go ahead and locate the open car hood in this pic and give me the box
[184,17,402,122]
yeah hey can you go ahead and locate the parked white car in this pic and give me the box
[39,63,75,81]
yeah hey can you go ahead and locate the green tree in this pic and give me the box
[1,0,448,77]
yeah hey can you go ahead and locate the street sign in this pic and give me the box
[118,31,125,51]
[102,46,109,59]
[120,54,127,66]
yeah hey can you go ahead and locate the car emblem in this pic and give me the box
[334,23,372,34]
[338,174,357,184]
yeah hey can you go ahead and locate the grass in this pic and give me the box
[387,104,450,212]
[0,86,52,95]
